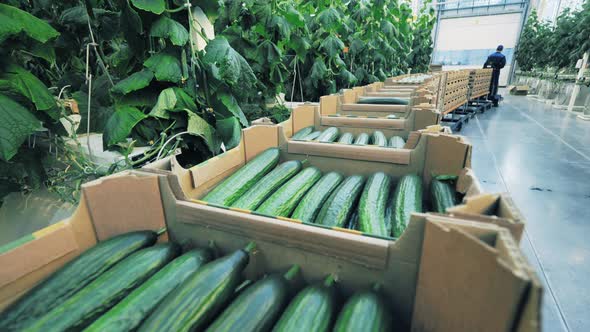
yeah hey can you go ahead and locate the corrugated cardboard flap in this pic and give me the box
[412,217,539,332]
[287,141,412,164]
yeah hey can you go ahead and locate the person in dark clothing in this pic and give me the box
[483,45,506,106]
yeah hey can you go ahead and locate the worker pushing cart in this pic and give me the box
[483,45,506,107]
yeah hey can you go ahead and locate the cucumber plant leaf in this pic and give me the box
[144,52,183,83]
[130,0,166,14]
[150,16,189,46]
[203,36,256,91]
[0,3,59,43]
[103,106,147,148]
[0,94,42,161]
[216,117,242,150]
[112,69,154,95]
[0,64,56,114]
[320,35,344,57]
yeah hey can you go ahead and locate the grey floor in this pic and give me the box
[460,93,590,332]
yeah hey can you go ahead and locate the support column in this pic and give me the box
[570,52,588,115]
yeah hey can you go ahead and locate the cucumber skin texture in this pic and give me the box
[315,175,365,228]
[430,179,458,213]
[138,248,251,332]
[272,283,336,332]
[372,131,387,147]
[358,173,391,237]
[26,244,179,332]
[317,127,339,142]
[203,148,280,206]
[84,249,212,332]
[333,290,392,332]
[353,133,369,145]
[388,136,405,148]
[0,231,157,332]
[392,175,423,237]
[347,211,359,230]
[256,167,322,217]
[291,172,344,223]
[292,126,314,140]
[206,275,291,332]
[337,133,354,144]
[232,161,302,210]
[303,131,322,140]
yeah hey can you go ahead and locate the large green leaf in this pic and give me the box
[0,64,56,113]
[0,94,42,161]
[112,69,154,95]
[0,4,59,43]
[320,35,344,57]
[289,34,310,59]
[150,87,198,119]
[144,53,183,83]
[213,93,249,127]
[150,16,189,46]
[182,110,219,154]
[120,1,144,54]
[29,41,56,63]
[283,6,305,28]
[103,106,147,147]
[203,36,256,90]
[59,5,109,25]
[256,40,282,65]
[310,59,328,88]
[216,117,241,150]
[73,91,114,133]
[316,7,341,30]
[130,0,166,14]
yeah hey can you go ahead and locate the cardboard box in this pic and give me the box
[145,124,481,239]
[0,171,541,331]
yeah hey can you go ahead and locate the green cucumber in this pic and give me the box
[388,136,405,148]
[0,231,157,332]
[303,131,322,140]
[138,244,255,332]
[333,286,392,332]
[357,97,409,105]
[371,131,387,147]
[317,127,339,142]
[292,126,314,140]
[206,265,300,332]
[232,161,302,210]
[272,275,337,332]
[353,133,369,145]
[384,202,394,235]
[291,172,344,223]
[358,172,391,237]
[392,175,423,237]
[203,148,280,206]
[84,249,212,332]
[315,175,365,228]
[430,179,458,213]
[256,167,322,217]
[347,211,359,230]
[337,133,354,144]
[26,244,179,332]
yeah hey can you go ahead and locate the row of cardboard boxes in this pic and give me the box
[0,123,539,331]
[0,76,538,331]
[469,69,493,99]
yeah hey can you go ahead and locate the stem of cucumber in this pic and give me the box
[244,241,257,253]
[323,274,337,287]
[283,265,301,280]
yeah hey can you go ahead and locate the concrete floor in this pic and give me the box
[460,93,590,332]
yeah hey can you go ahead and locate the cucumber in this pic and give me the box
[391,175,423,237]
[203,148,280,206]
[272,275,337,332]
[292,126,314,140]
[317,127,339,142]
[256,167,322,217]
[291,172,344,223]
[358,172,391,237]
[384,202,393,235]
[337,133,354,144]
[353,133,369,145]
[388,136,405,148]
[430,179,458,213]
[315,175,365,228]
[206,265,300,332]
[84,249,212,332]
[138,244,255,332]
[371,131,387,147]
[303,131,322,140]
[347,211,359,230]
[357,97,409,105]
[26,244,179,332]
[0,231,157,332]
[333,286,392,332]
[232,161,302,210]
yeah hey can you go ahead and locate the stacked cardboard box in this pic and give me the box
[442,70,471,114]
[469,68,493,100]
